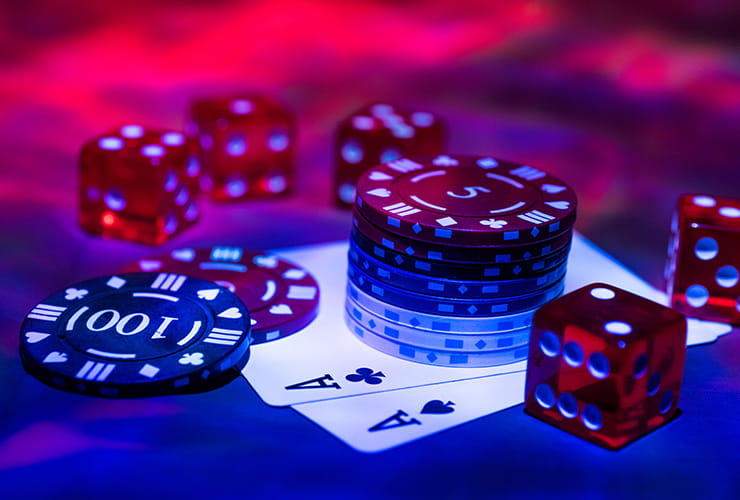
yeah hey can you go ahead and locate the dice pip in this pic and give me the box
[333,103,445,206]
[79,125,200,245]
[666,194,740,324]
[188,95,296,201]
[524,283,687,449]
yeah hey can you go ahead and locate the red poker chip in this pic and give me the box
[121,247,319,344]
[352,209,573,264]
[355,155,577,246]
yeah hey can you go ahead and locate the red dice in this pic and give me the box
[188,95,296,201]
[666,194,740,324]
[524,283,687,449]
[333,103,445,206]
[79,125,200,245]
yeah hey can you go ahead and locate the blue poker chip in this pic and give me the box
[19,272,252,398]
[347,261,565,317]
[345,310,529,368]
[349,240,567,299]
[346,281,538,333]
[351,228,571,281]
[345,299,530,352]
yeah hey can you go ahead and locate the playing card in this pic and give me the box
[243,232,731,407]
[293,370,526,453]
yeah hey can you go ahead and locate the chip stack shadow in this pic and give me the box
[344,154,577,367]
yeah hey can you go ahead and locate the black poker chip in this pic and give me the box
[19,272,252,398]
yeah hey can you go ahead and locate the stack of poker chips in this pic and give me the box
[344,154,577,367]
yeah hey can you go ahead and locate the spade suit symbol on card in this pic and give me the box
[368,410,421,432]
[346,367,385,385]
[421,400,455,415]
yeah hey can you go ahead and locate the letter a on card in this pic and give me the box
[368,410,421,432]
[284,374,341,390]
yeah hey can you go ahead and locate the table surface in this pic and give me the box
[1,2,739,498]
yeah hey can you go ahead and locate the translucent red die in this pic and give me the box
[666,193,740,324]
[188,95,296,201]
[524,283,687,449]
[333,103,445,207]
[79,125,200,245]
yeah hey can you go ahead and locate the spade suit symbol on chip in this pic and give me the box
[421,400,455,414]
[25,332,50,344]
[368,171,393,181]
[269,304,293,315]
[197,289,220,300]
[43,352,68,364]
[366,188,391,198]
[218,307,242,319]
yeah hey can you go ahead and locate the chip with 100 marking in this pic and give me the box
[19,272,252,397]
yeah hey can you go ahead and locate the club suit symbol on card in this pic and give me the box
[346,367,385,385]
[368,410,421,433]
[421,400,455,415]
[285,374,341,391]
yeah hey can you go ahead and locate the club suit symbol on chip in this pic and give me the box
[346,367,385,385]
[179,353,204,366]
[421,400,455,415]
[64,288,88,300]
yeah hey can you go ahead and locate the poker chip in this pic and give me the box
[347,283,538,333]
[19,272,252,397]
[355,155,576,246]
[345,311,529,368]
[352,209,573,264]
[346,300,530,352]
[348,261,565,317]
[349,240,567,299]
[351,228,570,280]
[121,247,319,344]
[344,154,577,366]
